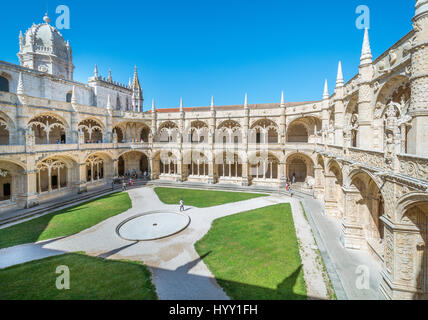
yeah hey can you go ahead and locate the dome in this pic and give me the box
[21,14,69,61]
[18,13,74,80]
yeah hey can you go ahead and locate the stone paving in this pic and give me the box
[0,187,332,300]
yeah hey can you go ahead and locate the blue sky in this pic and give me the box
[0,0,414,110]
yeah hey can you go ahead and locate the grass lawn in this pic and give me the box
[154,187,267,208]
[0,192,131,250]
[0,253,157,300]
[195,203,307,300]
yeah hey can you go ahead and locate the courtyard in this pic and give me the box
[0,186,335,300]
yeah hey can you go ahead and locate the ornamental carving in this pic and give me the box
[396,233,415,283]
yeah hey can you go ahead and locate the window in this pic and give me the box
[0,76,9,92]
[66,92,72,103]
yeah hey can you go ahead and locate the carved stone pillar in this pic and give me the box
[15,169,39,209]
[409,0,428,156]
[241,160,249,187]
[341,185,366,250]
[75,163,88,194]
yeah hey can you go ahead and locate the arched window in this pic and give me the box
[0,76,9,92]
[66,92,72,103]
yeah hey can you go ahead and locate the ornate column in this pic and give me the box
[409,0,428,156]
[75,162,88,194]
[16,73,27,146]
[15,168,39,209]
[341,185,366,250]
[313,165,325,201]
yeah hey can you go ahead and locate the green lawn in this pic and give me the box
[154,187,267,208]
[195,203,307,300]
[0,192,131,250]
[0,253,157,300]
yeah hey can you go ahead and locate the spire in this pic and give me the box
[17,72,24,95]
[180,97,183,112]
[152,98,156,112]
[323,79,329,100]
[71,86,77,104]
[280,90,285,107]
[336,61,344,88]
[107,95,112,110]
[132,66,141,89]
[108,69,112,82]
[94,65,98,78]
[210,96,215,111]
[360,28,372,64]
[128,77,132,88]
[244,93,248,109]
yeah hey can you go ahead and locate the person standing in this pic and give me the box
[292,173,296,185]
[144,170,147,180]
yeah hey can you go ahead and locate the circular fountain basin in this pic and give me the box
[117,211,190,241]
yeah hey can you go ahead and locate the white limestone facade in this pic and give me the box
[1,5,428,300]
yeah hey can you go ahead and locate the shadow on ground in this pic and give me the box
[0,247,312,300]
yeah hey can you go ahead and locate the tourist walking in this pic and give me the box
[179,198,184,212]
[122,181,127,191]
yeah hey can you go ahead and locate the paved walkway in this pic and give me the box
[0,187,329,300]
[301,198,382,300]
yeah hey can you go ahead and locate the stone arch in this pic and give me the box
[28,113,69,144]
[152,149,180,178]
[286,117,321,144]
[138,123,151,142]
[324,159,345,219]
[394,193,428,299]
[78,118,104,143]
[345,170,386,258]
[113,126,124,143]
[0,111,15,145]
[250,119,279,144]
[287,120,308,143]
[84,152,114,183]
[374,75,411,153]
[36,154,78,194]
[118,150,149,177]
[249,151,280,180]
[157,121,179,143]
[183,149,209,177]
[0,159,26,203]
[216,151,243,181]
[217,119,241,130]
[186,120,209,144]
[286,152,315,185]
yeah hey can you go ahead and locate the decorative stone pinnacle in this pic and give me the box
[323,79,329,100]
[361,28,372,63]
[281,90,285,107]
[336,61,344,87]
[17,72,24,95]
